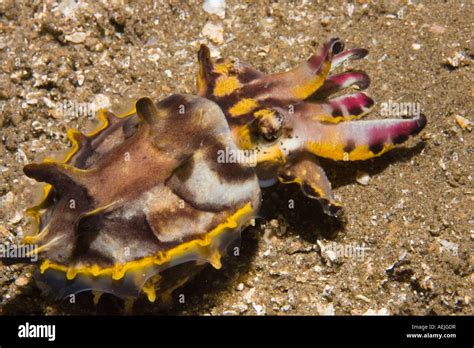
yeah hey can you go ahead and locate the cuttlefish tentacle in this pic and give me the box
[278,153,341,216]
[294,91,375,123]
[197,38,344,113]
[311,71,371,100]
[196,38,427,212]
[290,113,427,161]
[254,37,344,101]
[330,47,369,71]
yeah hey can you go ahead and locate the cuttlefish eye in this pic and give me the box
[255,110,284,142]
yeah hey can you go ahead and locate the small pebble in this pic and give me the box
[370,215,378,226]
[346,3,355,17]
[454,115,472,131]
[77,74,85,86]
[92,93,110,111]
[429,24,446,34]
[317,241,339,264]
[232,303,248,313]
[445,50,468,68]
[356,294,371,303]
[252,303,266,316]
[363,308,389,315]
[9,212,22,225]
[14,275,29,287]
[438,239,459,256]
[243,287,255,303]
[65,32,87,44]
[0,225,8,235]
[43,97,56,109]
[202,22,224,45]
[203,0,226,18]
[31,120,43,131]
[356,171,371,186]
[322,285,334,299]
[316,303,335,316]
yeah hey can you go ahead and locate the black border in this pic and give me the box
[0,315,471,346]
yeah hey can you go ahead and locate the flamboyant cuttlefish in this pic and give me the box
[16,38,426,304]
[197,37,426,215]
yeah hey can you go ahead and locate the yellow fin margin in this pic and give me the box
[38,203,254,281]
[23,107,137,241]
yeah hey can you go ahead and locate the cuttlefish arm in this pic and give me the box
[278,153,341,216]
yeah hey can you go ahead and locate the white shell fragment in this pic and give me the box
[202,22,224,45]
[203,0,226,18]
[356,171,371,186]
[65,32,87,44]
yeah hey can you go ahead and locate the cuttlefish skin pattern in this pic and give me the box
[22,38,426,303]
[197,37,426,215]
[23,95,260,302]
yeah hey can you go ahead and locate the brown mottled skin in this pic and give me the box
[23,95,260,300]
